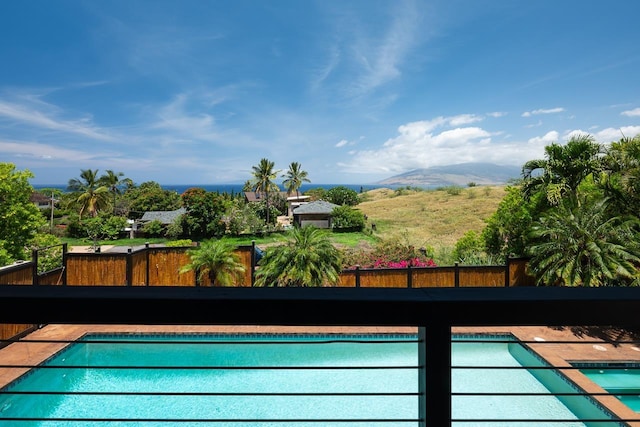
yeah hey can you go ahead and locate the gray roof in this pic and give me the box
[293,200,339,215]
[140,207,186,224]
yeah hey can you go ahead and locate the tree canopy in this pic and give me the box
[0,163,47,262]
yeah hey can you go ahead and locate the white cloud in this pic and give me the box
[393,114,486,141]
[521,107,565,117]
[449,114,483,126]
[335,139,349,148]
[338,118,546,175]
[350,2,420,97]
[151,93,220,142]
[527,131,559,146]
[621,107,640,117]
[592,126,640,142]
[0,100,115,142]
[0,139,112,162]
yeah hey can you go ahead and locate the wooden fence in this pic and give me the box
[0,245,533,345]
[0,243,535,288]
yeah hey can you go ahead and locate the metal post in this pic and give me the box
[50,192,55,232]
[505,256,511,287]
[32,249,39,286]
[145,244,150,286]
[62,243,68,286]
[454,262,459,287]
[251,240,256,287]
[420,322,452,426]
[407,265,413,288]
[355,265,360,288]
[126,249,133,286]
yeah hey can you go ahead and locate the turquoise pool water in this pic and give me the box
[578,364,640,412]
[0,333,618,426]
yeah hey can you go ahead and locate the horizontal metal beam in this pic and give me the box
[1,285,640,327]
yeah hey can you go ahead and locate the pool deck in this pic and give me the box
[1,324,639,425]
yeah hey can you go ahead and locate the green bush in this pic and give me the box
[142,219,164,237]
[102,216,128,240]
[331,205,365,231]
[452,230,485,262]
[326,186,359,206]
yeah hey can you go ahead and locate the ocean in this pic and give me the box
[33,183,384,195]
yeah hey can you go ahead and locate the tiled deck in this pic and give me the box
[1,324,639,425]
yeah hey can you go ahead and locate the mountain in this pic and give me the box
[376,162,522,187]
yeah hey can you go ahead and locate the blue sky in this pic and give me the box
[1,0,639,186]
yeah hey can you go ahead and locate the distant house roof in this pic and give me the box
[140,207,186,224]
[293,200,339,215]
[30,192,51,204]
[244,191,288,202]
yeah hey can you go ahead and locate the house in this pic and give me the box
[243,191,289,203]
[139,207,186,225]
[30,192,53,210]
[286,194,311,216]
[292,200,339,229]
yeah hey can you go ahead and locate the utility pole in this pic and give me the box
[50,192,55,232]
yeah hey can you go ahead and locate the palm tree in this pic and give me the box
[67,169,110,218]
[99,170,131,214]
[250,158,281,225]
[522,134,603,206]
[526,198,640,287]
[180,239,246,286]
[254,226,343,287]
[282,161,310,198]
[601,134,640,215]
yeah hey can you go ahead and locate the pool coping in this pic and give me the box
[1,324,639,425]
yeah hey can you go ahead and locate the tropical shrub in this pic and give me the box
[527,198,640,286]
[254,226,342,287]
[180,239,246,286]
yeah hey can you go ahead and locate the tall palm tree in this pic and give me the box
[99,170,131,214]
[180,239,246,286]
[522,134,603,206]
[250,158,281,225]
[254,226,343,287]
[526,198,640,287]
[67,169,110,218]
[282,161,310,198]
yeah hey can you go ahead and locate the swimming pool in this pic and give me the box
[577,362,640,412]
[0,333,620,426]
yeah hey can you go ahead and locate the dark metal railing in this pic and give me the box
[1,285,640,425]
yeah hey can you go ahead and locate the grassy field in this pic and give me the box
[356,185,507,253]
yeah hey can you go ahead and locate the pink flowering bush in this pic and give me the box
[341,237,437,269]
[370,257,437,269]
